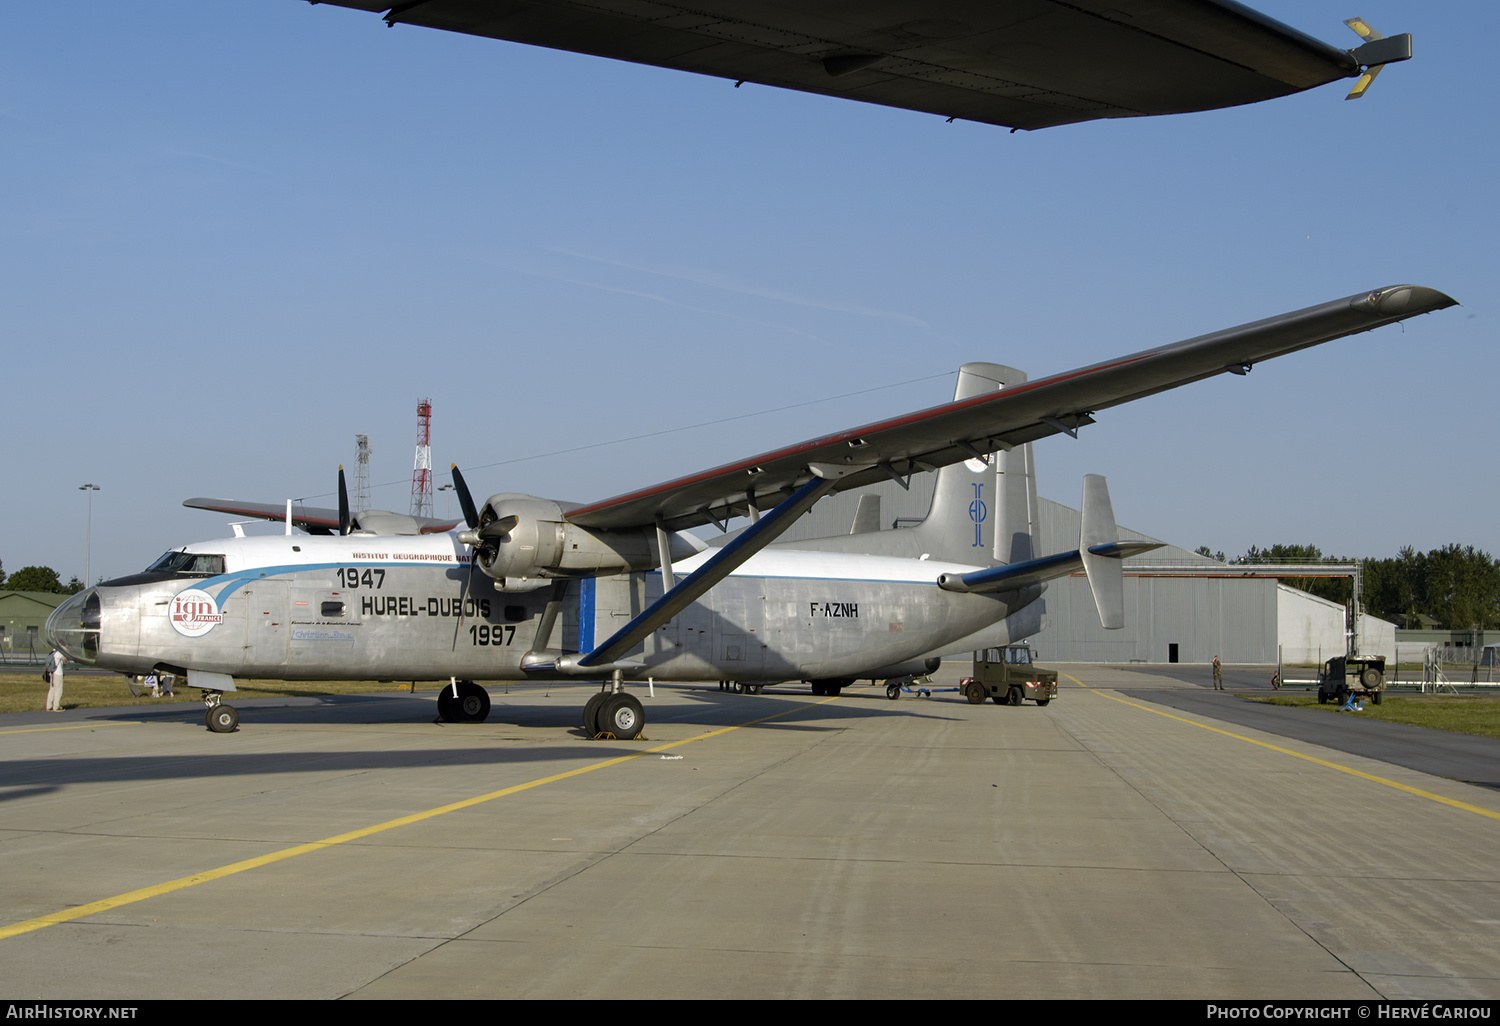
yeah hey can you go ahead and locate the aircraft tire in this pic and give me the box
[207,704,239,733]
[964,682,986,705]
[886,684,901,700]
[583,692,609,734]
[598,694,644,740]
[456,681,489,723]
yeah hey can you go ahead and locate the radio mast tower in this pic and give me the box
[410,399,433,518]
[354,434,372,512]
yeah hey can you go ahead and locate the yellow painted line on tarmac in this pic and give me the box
[0,721,141,736]
[1064,674,1500,824]
[0,697,835,941]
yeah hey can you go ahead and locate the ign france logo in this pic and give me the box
[169,589,223,637]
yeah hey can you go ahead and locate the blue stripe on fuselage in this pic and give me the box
[578,577,596,652]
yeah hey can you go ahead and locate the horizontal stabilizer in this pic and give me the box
[933,539,1164,596]
[937,475,1161,632]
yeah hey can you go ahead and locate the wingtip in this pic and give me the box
[1359,285,1459,317]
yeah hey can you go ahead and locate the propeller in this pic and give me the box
[1343,18,1412,100]
[337,465,351,536]
[450,464,518,573]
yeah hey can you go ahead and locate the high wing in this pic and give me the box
[311,1,1401,130]
[182,498,460,536]
[567,285,1456,535]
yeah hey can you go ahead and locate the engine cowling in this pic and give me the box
[466,493,676,590]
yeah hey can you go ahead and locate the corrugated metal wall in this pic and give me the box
[1028,575,1279,664]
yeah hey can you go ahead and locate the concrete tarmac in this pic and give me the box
[1,666,1498,1000]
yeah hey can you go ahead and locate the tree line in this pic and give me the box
[0,561,87,595]
[1195,543,1500,630]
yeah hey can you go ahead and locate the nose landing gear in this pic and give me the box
[203,691,238,733]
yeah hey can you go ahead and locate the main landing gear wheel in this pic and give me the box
[437,680,490,723]
[583,691,610,734]
[595,694,644,740]
[206,704,239,733]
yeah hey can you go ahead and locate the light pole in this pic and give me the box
[79,484,99,587]
[438,483,454,520]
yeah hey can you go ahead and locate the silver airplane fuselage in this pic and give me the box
[47,532,1036,685]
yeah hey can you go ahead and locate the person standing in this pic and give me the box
[45,649,66,711]
[1212,655,1223,691]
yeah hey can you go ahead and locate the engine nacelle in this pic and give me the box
[470,493,693,590]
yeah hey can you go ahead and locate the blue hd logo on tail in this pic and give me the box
[969,483,987,548]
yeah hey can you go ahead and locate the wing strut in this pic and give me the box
[530,469,844,675]
[655,516,677,590]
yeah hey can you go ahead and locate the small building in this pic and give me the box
[0,591,68,662]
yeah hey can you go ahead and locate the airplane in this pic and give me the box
[45,284,1456,736]
[305,2,1415,129]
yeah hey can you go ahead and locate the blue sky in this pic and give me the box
[4,1,1494,583]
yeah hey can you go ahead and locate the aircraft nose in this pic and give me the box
[45,588,101,664]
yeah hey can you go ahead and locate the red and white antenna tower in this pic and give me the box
[410,398,433,518]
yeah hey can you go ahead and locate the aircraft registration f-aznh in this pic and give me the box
[47,285,1455,736]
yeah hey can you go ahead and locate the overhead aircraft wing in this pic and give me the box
[310,1,1397,130]
[566,285,1456,534]
[183,498,460,536]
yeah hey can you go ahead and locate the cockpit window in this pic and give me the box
[145,551,226,576]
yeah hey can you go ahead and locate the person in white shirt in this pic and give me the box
[45,649,66,711]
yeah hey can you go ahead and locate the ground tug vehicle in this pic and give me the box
[961,645,1058,707]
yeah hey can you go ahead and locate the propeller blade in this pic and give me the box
[451,464,479,530]
[338,465,350,536]
[1345,63,1382,100]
